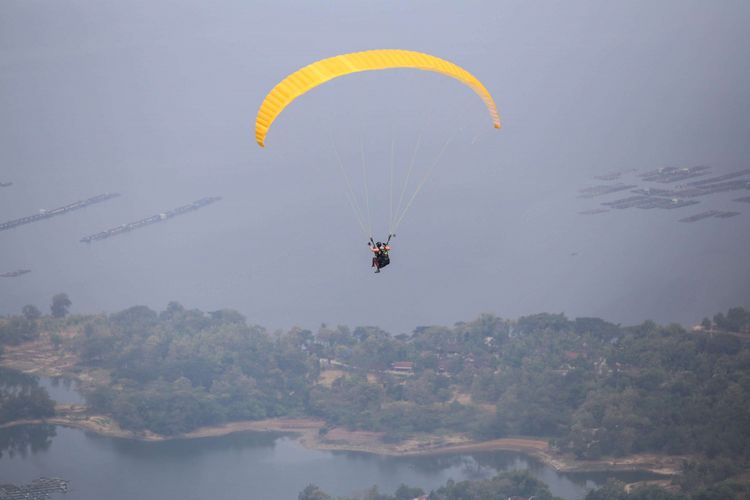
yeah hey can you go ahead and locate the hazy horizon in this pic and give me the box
[2,1,749,334]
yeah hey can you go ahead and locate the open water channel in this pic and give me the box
[0,379,662,499]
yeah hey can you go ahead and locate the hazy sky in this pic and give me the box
[1,1,749,333]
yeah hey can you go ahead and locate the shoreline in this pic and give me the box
[0,414,683,476]
[0,342,684,477]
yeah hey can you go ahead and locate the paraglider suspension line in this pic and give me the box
[360,133,373,238]
[393,127,460,232]
[392,132,422,234]
[328,131,370,239]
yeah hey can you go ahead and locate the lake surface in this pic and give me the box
[37,377,85,405]
[0,379,662,499]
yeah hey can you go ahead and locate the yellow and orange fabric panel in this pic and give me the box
[255,49,501,147]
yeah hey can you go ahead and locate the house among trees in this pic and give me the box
[390,361,414,374]
[437,359,450,374]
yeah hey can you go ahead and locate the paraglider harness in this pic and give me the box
[370,235,393,271]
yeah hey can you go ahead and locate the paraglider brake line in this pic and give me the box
[368,234,394,245]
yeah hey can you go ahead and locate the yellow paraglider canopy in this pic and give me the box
[255,49,501,147]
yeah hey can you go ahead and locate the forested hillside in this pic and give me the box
[2,303,749,462]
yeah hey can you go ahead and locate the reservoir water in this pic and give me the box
[0,379,661,499]
[37,377,85,405]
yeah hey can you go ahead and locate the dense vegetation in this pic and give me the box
[298,470,559,500]
[76,303,317,435]
[0,423,56,459]
[0,368,55,425]
[32,302,748,462]
[0,294,64,429]
[0,367,56,459]
[584,476,750,500]
[2,299,749,497]
[295,459,750,499]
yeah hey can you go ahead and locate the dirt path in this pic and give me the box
[1,336,79,377]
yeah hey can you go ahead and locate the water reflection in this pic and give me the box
[91,429,282,457]
[38,377,85,405]
[0,370,57,461]
[0,367,41,388]
[0,377,669,499]
[334,452,498,480]
[0,426,667,500]
[473,450,667,499]
[0,424,56,459]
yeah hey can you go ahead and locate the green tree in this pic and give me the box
[433,470,559,500]
[394,484,424,500]
[585,479,628,500]
[0,317,38,345]
[298,484,331,500]
[50,293,72,318]
[0,368,55,423]
[22,305,41,321]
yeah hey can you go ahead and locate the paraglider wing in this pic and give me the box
[255,49,501,147]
